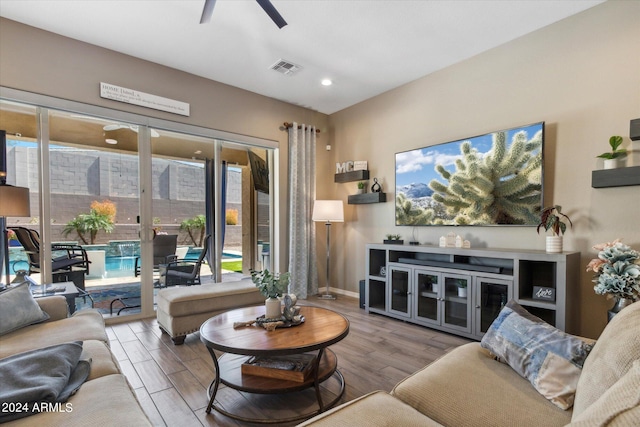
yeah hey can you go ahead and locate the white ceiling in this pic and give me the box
[0,0,605,115]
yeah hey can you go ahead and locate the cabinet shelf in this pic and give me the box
[365,244,580,340]
[591,166,640,188]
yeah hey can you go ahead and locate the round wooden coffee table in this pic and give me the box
[200,305,349,424]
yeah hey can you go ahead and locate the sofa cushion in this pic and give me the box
[1,374,151,427]
[568,359,640,426]
[480,300,593,410]
[392,342,572,427]
[297,390,442,426]
[81,340,121,381]
[0,309,107,359]
[572,301,640,418]
[0,282,49,336]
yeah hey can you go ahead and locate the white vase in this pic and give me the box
[546,236,563,253]
[431,283,438,293]
[457,287,467,298]
[265,297,281,319]
[603,158,624,169]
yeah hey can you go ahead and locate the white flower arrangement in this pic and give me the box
[586,239,640,301]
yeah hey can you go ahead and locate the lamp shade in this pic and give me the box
[0,184,31,217]
[312,200,344,222]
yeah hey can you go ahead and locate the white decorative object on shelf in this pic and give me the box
[353,161,368,171]
[455,235,463,248]
[446,232,457,247]
[439,236,446,247]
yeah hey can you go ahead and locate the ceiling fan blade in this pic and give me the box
[200,0,217,24]
[256,0,287,29]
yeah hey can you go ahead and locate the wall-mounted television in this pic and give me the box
[395,122,544,226]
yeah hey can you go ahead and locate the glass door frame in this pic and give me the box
[1,86,280,321]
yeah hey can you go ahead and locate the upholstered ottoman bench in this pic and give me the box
[156,279,264,344]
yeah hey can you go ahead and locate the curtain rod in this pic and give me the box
[283,122,321,133]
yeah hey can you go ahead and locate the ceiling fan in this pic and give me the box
[104,124,160,138]
[200,0,287,29]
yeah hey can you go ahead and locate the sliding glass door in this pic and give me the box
[1,90,278,322]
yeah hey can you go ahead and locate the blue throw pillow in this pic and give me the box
[0,282,50,336]
[480,300,593,410]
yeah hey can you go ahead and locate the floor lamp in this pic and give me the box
[1,130,31,288]
[312,200,344,300]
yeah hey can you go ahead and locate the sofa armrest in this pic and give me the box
[36,296,69,321]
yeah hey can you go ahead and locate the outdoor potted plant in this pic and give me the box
[356,181,366,194]
[250,269,290,319]
[597,135,626,169]
[537,205,573,253]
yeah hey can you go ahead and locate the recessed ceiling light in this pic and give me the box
[105,139,118,145]
[321,79,333,86]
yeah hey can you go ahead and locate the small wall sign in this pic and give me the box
[533,286,556,302]
[100,82,190,116]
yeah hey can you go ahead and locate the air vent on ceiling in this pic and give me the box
[270,59,302,76]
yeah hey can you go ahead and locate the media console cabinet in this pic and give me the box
[365,243,580,340]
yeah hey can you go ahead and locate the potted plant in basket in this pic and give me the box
[384,234,403,245]
[537,205,572,253]
[597,135,626,169]
[250,269,290,319]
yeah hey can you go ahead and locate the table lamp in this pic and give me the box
[312,200,344,300]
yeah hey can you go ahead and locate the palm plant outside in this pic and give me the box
[180,214,206,246]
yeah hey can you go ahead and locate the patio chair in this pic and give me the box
[134,234,178,277]
[9,227,91,274]
[161,234,211,287]
[9,227,94,308]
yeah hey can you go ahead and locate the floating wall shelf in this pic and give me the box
[334,170,369,183]
[591,166,640,188]
[348,192,386,204]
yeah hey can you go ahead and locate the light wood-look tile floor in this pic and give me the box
[108,296,471,426]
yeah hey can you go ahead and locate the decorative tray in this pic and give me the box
[256,314,305,328]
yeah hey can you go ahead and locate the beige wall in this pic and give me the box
[325,0,640,338]
[0,17,329,272]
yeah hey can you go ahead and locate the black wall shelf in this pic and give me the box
[348,192,386,204]
[591,166,640,188]
[335,170,369,183]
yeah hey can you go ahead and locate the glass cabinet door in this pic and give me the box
[475,277,512,337]
[414,270,440,325]
[388,265,411,318]
[442,274,472,333]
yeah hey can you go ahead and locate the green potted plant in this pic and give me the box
[384,234,403,245]
[537,205,573,253]
[597,135,626,169]
[455,278,468,297]
[250,269,290,319]
[356,181,366,194]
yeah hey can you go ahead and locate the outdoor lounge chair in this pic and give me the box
[9,226,93,308]
[134,233,178,277]
[9,227,91,275]
[160,234,211,287]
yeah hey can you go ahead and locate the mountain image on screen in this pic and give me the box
[395,122,544,226]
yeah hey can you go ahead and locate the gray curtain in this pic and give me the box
[288,123,318,299]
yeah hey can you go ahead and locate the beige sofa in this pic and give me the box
[299,300,640,427]
[0,296,151,426]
